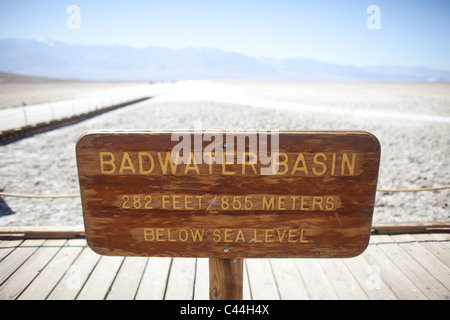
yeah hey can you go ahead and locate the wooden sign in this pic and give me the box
[76,130,380,259]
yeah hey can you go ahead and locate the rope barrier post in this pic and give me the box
[209,258,243,300]
[23,109,28,126]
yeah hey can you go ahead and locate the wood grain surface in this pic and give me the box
[76,130,380,258]
[209,258,243,300]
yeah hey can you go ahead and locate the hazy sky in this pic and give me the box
[1,0,449,70]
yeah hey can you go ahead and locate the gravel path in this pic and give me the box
[0,81,449,226]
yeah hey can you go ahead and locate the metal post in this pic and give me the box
[23,109,28,126]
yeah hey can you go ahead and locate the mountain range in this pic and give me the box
[0,38,449,82]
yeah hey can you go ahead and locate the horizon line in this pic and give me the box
[2,37,450,73]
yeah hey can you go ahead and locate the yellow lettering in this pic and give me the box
[312,153,327,176]
[301,196,312,210]
[235,229,245,242]
[99,152,116,174]
[262,196,275,210]
[277,196,287,210]
[325,196,335,210]
[185,152,200,175]
[222,152,236,175]
[331,153,337,176]
[291,196,300,210]
[313,196,323,211]
[138,152,154,174]
[185,196,194,210]
[341,153,356,176]
[277,229,287,242]
[162,195,170,209]
[156,228,164,241]
[168,229,177,242]
[241,152,258,175]
[288,229,298,243]
[144,227,310,244]
[265,229,274,242]
[300,229,310,243]
[204,152,213,174]
[224,229,233,242]
[119,152,136,174]
[254,229,263,243]
[213,229,221,242]
[196,195,204,208]
[190,229,204,242]
[291,153,309,175]
[157,152,179,174]
[272,152,289,175]
[144,228,154,241]
[172,195,182,210]
[179,229,188,241]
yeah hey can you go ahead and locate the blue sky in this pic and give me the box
[0,0,449,70]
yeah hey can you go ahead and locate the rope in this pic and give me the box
[0,185,449,199]
[0,192,80,199]
[376,186,450,193]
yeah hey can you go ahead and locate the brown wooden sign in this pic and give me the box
[76,130,380,259]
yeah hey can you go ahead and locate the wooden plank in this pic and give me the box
[76,255,124,300]
[0,239,44,286]
[0,226,85,239]
[0,239,65,300]
[194,258,210,300]
[372,235,448,299]
[343,252,397,300]
[412,234,450,268]
[372,221,450,234]
[0,233,447,300]
[410,233,440,241]
[246,259,280,300]
[106,257,148,300]
[164,258,196,300]
[0,238,24,262]
[17,239,84,300]
[135,257,172,300]
[362,241,427,299]
[294,259,339,299]
[77,130,380,259]
[432,233,450,241]
[269,258,309,299]
[243,261,251,300]
[389,234,450,291]
[47,243,101,300]
[319,258,369,299]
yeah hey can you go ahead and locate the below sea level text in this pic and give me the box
[143,227,310,243]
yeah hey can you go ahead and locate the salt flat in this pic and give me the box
[0,81,150,109]
[0,81,449,226]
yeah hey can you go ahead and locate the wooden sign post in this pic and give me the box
[76,130,380,300]
[210,258,243,300]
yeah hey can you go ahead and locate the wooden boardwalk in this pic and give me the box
[0,233,448,300]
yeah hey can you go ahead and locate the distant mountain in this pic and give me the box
[0,38,449,82]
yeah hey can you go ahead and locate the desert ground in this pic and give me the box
[0,76,150,109]
[0,80,449,226]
